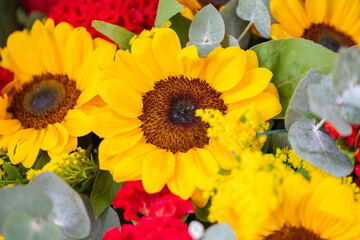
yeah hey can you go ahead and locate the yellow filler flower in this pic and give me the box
[177,0,229,19]
[92,28,282,200]
[256,174,360,240]
[270,0,360,52]
[0,19,116,168]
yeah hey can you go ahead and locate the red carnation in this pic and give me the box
[324,122,342,139]
[0,66,14,98]
[20,0,59,14]
[149,194,195,219]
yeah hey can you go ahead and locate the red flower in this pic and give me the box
[113,181,194,221]
[324,122,360,146]
[20,0,59,14]
[102,217,193,240]
[48,0,158,38]
[0,66,14,98]
[324,122,342,139]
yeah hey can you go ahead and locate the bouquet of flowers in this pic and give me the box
[1,0,360,239]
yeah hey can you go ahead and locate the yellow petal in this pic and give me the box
[0,134,13,151]
[270,24,293,39]
[22,129,45,168]
[49,123,69,154]
[0,119,21,135]
[53,22,74,68]
[8,128,37,165]
[206,47,247,91]
[223,68,273,103]
[63,109,91,137]
[152,28,181,76]
[142,150,175,193]
[48,135,77,159]
[264,83,279,99]
[186,148,219,190]
[98,79,142,118]
[178,45,205,78]
[305,0,327,23]
[98,128,143,156]
[40,124,59,150]
[131,36,165,81]
[245,50,259,70]
[90,106,142,138]
[191,188,209,208]
[205,138,238,170]
[167,152,196,199]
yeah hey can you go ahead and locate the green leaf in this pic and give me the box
[220,0,250,48]
[285,69,325,130]
[187,4,225,57]
[90,170,124,218]
[3,161,23,180]
[0,0,22,48]
[34,150,50,170]
[194,199,211,222]
[236,0,271,38]
[307,75,352,136]
[29,171,91,239]
[92,20,135,50]
[0,186,53,231]
[169,13,191,48]
[155,0,184,28]
[3,212,61,240]
[221,34,239,48]
[336,138,356,165]
[268,132,290,152]
[340,104,360,124]
[203,223,237,240]
[251,38,337,118]
[288,119,353,177]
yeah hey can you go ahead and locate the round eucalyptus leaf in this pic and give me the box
[288,119,353,177]
[340,104,360,124]
[221,34,240,48]
[29,171,91,239]
[0,185,53,230]
[3,212,61,240]
[203,223,237,240]
[187,40,221,57]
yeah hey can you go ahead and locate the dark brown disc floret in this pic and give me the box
[264,225,326,240]
[140,75,227,153]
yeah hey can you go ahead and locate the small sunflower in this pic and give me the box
[256,174,360,240]
[92,28,281,200]
[177,0,229,19]
[270,0,360,52]
[0,19,116,168]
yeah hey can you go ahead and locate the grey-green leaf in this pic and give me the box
[187,4,225,57]
[0,185,53,231]
[90,170,124,219]
[221,34,240,48]
[288,119,353,177]
[236,0,271,38]
[29,171,91,239]
[251,38,337,118]
[203,223,237,240]
[307,75,352,136]
[92,20,135,50]
[155,0,184,27]
[340,104,360,124]
[285,69,325,130]
[3,212,61,240]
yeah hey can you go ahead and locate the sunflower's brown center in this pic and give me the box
[198,0,230,9]
[7,73,81,130]
[140,75,227,153]
[263,225,326,240]
[302,23,356,52]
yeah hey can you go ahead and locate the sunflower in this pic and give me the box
[0,19,116,168]
[270,0,360,52]
[177,0,229,19]
[91,27,282,200]
[256,174,360,240]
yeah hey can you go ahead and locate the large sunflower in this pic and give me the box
[0,19,116,168]
[91,28,282,200]
[256,174,360,240]
[270,0,360,52]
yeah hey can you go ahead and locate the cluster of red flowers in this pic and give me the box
[324,122,360,186]
[103,181,194,240]
[21,0,159,38]
[0,66,14,97]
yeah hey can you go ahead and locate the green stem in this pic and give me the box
[237,21,253,42]
[256,129,287,136]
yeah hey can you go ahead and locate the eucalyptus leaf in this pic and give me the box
[220,0,250,48]
[187,4,225,57]
[288,119,353,177]
[29,171,91,239]
[92,20,135,50]
[155,0,184,28]
[307,75,352,136]
[342,87,360,107]
[3,212,61,240]
[236,0,271,38]
[332,47,360,94]
[203,223,237,240]
[221,34,240,47]
[90,170,123,219]
[340,104,360,124]
[285,69,325,130]
[251,38,337,118]
[0,186,53,231]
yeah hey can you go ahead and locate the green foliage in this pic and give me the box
[203,223,237,240]
[92,20,135,50]
[3,212,61,240]
[90,170,123,218]
[221,34,240,48]
[194,199,211,222]
[29,171,91,239]
[236,0,271,38]
[0,0,22,47]
[169,13,192,48]
[155,0,184,28]
[288,119,353,177]
[186,4,225,57]
[251,38,337,118]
